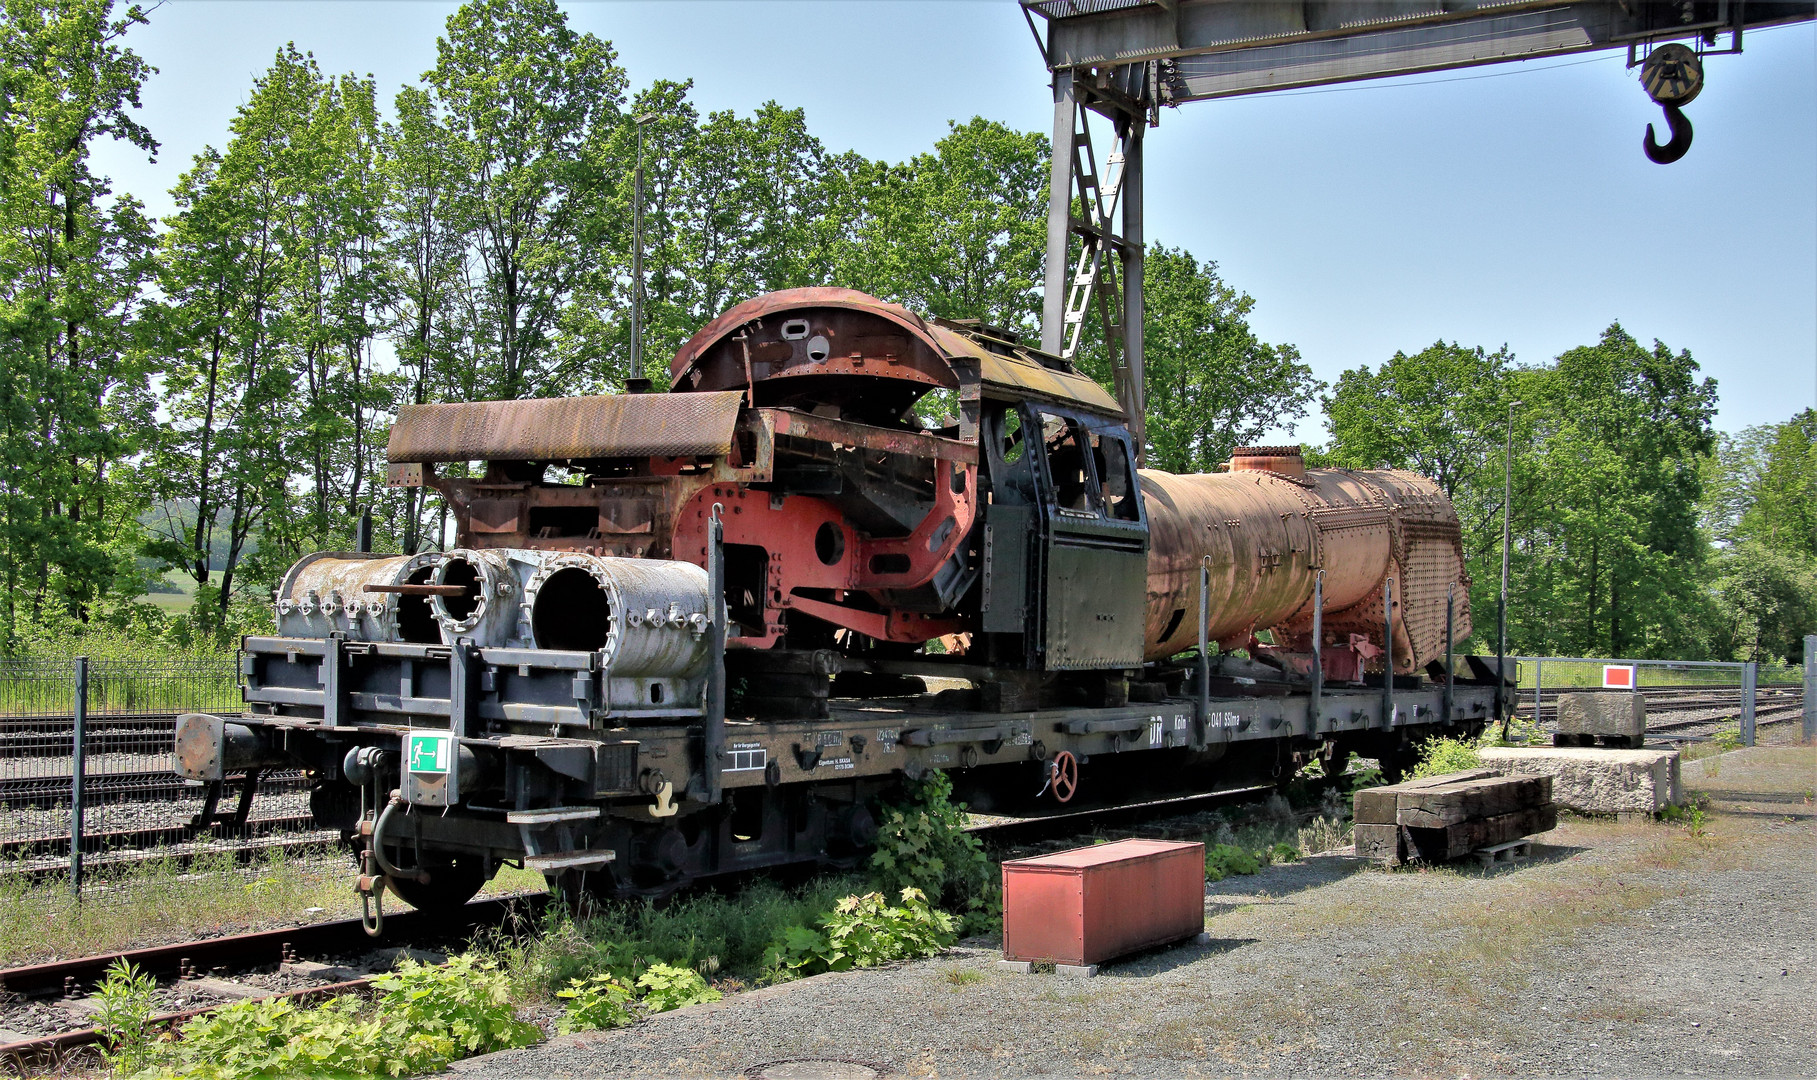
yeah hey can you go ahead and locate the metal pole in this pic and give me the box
[1196,559,1211,749]
[1119,119,1146,463]
[356,507,372,554]
[1741,660,1757,747]
[630,120,645,383]
[1310,570,1323,735]
[1442,584,1454,725]
[1804,635,1815,743]
[1533,659,1543,736]
[70,656,88,895]
[1040,77,1077,355]
[1382,578,1395,731]
[1497,399,1522,740]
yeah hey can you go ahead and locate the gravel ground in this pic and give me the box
[450,743,1815,1080]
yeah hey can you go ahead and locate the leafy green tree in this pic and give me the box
[1740,409,1816,557]
[832,118,1049,336]
[424,0,627,400]
[1707,540,1815,665]
[1139,244,1319,474]
[1324,341,1513,501]
[586,81,835,382]
[382,84,465,552]
[1697,410,1815,663]
[1513,324,1716,658]
[145,45,396,627]
[0,0,159,642]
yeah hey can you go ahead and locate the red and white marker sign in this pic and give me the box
[1602,664,1636,689]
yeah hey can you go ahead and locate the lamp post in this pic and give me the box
[630,112,659,384]
[1497,399,1523,740]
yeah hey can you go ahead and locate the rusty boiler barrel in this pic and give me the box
[1140,446,1470,672]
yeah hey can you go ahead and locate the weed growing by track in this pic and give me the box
[1409,736,1485,779]
[870,771,998,933]
[96,953,538,1078]
[765,888,957,978]
[484,875,864,999]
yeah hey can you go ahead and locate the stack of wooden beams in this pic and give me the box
[1353,769,1556,865]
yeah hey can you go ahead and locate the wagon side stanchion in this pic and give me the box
[1382,578,1395,733]
[1195,558,1210,748]
[1310,570,1323,736]
[704,503,727,805]
[1442,584,1453,726]
[70,655,87,896]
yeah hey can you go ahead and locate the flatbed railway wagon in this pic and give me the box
[172,288,1510,919]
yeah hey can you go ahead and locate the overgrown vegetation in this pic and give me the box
[764,888,957,978]
[1204,844,1261,882]
[553,973,635,1034]
[1409,736,1485,780]
[97,954,539,1079]
[482,876,862,999]
[869,771,999,935]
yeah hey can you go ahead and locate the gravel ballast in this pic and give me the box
[451,743,1815,1079]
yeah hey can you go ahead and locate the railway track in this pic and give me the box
[0,816,337,886]
[0,779,1313,1069]
[1512,686,1803,733]
[0,769,309,810]
[0,895,539,1071]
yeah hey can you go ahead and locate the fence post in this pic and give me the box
[70,655,88,895]
[1533,659,1543,732]
[1740,661,1757,748]
[1804,635,1815,744]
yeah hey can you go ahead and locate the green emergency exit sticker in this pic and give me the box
[407,731,451,774]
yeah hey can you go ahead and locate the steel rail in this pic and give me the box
[0,814,319,860]
[0,770,309,810]
[0,895,545,1067]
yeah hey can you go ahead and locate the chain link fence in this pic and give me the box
[0,655,337,898]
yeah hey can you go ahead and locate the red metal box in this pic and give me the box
[1001,838,1205,966]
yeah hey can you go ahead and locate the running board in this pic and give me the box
[507,807,602,825]
[525,850,616,873]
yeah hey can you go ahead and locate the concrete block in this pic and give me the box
[1478,746,1680,815]
[1057,963,1099,978]
[1555,692,1646,745]
[1193,932,1212,945]
[280,959,364,983]
[995,960,1033,974]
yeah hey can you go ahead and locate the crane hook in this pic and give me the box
[1643,102,1693,165]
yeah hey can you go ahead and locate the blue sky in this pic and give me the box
[91,1,1817,441]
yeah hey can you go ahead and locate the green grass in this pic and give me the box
[0,847,355,966]
[142,571,218,615]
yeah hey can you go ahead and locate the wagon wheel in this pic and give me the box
[1049,751,1078,804]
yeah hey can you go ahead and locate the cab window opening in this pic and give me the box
[1089,431,1140,521]
[1038,410,1100,514]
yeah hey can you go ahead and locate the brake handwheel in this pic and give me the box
[1050,750,1078,803]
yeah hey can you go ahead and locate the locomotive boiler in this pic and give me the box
[172,288,1508,922]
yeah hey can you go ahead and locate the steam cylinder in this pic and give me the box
[1140,448,1469,672]
[276,551,448,642]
